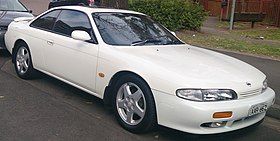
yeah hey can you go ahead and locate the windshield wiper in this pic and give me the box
[163,40,184,45]
[155,34,169,39]
[131,39,162,46]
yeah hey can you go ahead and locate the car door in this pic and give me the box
[28,10,61,70]
[43,9,98,92]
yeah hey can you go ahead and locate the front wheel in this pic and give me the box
[14,43,35,79]
[113,74,157,133]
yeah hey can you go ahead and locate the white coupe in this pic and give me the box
[5,6,275,134]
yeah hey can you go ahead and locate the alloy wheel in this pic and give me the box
[16,46,30,75]
[116,82,147,126]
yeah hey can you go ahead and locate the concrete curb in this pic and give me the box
[267,104,280,120]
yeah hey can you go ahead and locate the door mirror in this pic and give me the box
[71,30,91,41]
[28,10,33,13]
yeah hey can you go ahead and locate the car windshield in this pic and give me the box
[0,0,28,12]
[92,12,184,46]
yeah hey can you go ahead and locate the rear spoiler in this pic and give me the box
[14,17,34,22]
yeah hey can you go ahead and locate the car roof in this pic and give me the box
[52,6,146,15]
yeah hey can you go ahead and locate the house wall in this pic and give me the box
[20,0,49,15]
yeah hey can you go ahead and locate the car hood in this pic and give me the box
[0,11,33,27]
[118,45,266,94]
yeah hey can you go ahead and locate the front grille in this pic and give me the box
[239,88,262,99]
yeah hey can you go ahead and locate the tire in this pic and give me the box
[112,74,157,133]
[13,42,35,79]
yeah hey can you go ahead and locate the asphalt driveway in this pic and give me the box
[1,49,280,141]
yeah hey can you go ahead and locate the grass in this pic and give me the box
[217,21,249,30]
[233,28,280,41]
[177,32,280,59]
[178,19,280,59]
[217,21,280,41]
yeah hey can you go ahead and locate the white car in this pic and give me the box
[5,6,275,134]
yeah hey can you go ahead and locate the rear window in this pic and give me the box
[30,10,61,31]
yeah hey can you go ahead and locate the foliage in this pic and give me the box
[128,0,207,31]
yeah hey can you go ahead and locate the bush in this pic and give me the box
[129,0,207,31]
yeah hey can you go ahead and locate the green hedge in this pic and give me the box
[129,0,207,31]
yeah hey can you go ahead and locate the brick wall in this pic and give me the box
[199,0,280,27]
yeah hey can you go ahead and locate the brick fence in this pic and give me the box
[198,0,280,27]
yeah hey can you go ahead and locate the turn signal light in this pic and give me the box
[98,72,105,78]
[213,111,232,118]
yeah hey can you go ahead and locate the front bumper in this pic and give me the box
[0,30,6,49]
[152,87,275,134]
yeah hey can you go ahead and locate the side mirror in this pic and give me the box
[71,30,91,41]
[28,10,33,13]
[171,31,176,36]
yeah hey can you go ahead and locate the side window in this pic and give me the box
[53,10,93,38]
[30,10,61,30]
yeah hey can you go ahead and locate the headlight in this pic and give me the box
[262,79,268,93]
[176,89,237,102]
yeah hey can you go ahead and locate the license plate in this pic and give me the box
[248,103,268,117]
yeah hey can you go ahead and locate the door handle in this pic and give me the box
[47,40,54,46]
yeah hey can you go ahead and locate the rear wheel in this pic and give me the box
[112,74,157,133]
[14,42,35,79]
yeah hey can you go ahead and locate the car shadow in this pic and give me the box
[0,49,12,67]
[32,70,263,141]
[152,122,261,141]
[0,49,11,57]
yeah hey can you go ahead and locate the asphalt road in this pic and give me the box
[2,1,280,140]
[18,0,280,105]
[1,49,280,141]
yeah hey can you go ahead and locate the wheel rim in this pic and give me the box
[16,46,30,75]
[116,82,146,126]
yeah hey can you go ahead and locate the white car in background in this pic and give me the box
[5,6,275,134]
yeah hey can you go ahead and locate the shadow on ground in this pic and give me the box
[34,70,265,141]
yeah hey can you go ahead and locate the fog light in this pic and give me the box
[201,121,227,128]
[213,111,232,118]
